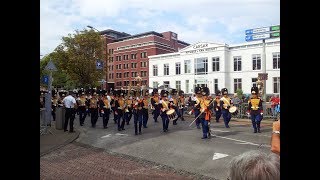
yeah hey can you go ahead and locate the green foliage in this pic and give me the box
[55,29,106,88]
[236,89,243,99]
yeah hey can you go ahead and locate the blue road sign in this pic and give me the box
[245,33,271,41]
[245,29,253,35]
[96,60,103,70]
[43,75,49,85]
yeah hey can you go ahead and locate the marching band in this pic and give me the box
[43,85,266,139]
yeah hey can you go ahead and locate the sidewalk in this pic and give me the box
[40,123,80,157]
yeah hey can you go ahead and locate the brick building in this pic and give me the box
[104,30,189,91]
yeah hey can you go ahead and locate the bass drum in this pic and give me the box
[166,109,176,120]
[229,106,238,115]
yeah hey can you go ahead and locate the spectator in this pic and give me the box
[271,120,280,155]
[62,91,77,132]
[228,150,280,180]
[270,94,280,120]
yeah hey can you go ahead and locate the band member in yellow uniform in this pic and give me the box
[133,91,144,135]
[151,88,160,123]
[117,91,127,131]
[178,90,185,121]
[220,88,232,128]
[213,90,222,123]
[89,92,99,128]
[77,92,88,126]
[160,90,170,132]
[193,87,202,129]
[170,89,179,125]
[124,95,133,125]
[247,86,263,133]
[142,92,149,128]
[199,87,213,139]
[99,92,111,129]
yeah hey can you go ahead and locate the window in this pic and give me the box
[119,64,121,69]
[214,79,218,93]
[131,63,137,68]
[176,62,181,75]
[234,56,242,71]
[212,57,220,71]
[132,72,138,77]
[153,65,158,76]
[164,64,169,75]
[141,52,147,58]
[176,81,181,90]
[186,80,189,93]
[273,77,280,93]
[252,78,258,87]
[234,78,242,93]
[141,71,147,77]
[116,65,118,70]
[131,53,137,59]
[153,81,158,88]
[112,73,114,79]
[123,64,126,69]
[141,62,147,67]
[109,73,111,79]
[252,54,261,70]
[273,52,280,69]
[195,57,208,75]
[111,65,113,70]
[184,60,191,73]
[164,81,170,88]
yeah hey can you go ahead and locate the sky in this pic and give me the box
[40,0,280,56]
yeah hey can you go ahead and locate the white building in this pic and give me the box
[148,38,280,96]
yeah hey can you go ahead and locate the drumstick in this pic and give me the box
[189,111,203,127]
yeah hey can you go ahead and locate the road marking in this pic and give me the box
[212,153,229,160]
[215,135,271,148]
[211,129,230,132]
[101,134,112,138]
[115,133,128,136]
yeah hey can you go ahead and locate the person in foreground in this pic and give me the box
[271,119,280,155]
[228,150,280,180]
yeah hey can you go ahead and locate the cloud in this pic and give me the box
[41,0,280,54]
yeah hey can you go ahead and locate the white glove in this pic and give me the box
[260,112,263,115]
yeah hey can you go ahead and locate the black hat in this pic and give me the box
[153,88,158,94]
[195,87,202,94]
[201,87,210,96]
[251,86,259,95]
[161,90,169,97]
[215,90,221,96]
[221,88,228,95]
[170,89,177,95]
[178,90,184,96]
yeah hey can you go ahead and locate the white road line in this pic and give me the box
[211,129,230,133]
[115,133,128,136]
[212,153,229,160]
[215,135,271,148]
[101,134,112,138]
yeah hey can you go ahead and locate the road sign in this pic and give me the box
[96,60,103,70]
[246,33,270,41]
[45,60,57,71]
[42,75,49,84]
[258,73,268,80]
[270,31,280,38]
[246,25,280,35]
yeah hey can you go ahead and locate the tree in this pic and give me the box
[54,29,106,88]
[40,53,74,89]
[236,88,244,99]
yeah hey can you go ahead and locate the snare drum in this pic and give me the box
[166,109,176,120]
[229,106,238,115]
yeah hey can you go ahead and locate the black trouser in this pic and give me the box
[51,107,56,121]
[153,108,160,122]
[90,108,99,127]
[64,108,75,131]
[134,112,143,134]
[78,106,87,125]
[102,108,110,128]
[117,111,125,130]
[142,108,148,127]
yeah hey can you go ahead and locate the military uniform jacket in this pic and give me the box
[247,97,263,115]
[213,98,222,112]
[220,96,232,112]
[151,96,161,110]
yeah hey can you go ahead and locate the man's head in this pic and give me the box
[221,88,228,97]
[229,150,280,180]
[251,87,259,98]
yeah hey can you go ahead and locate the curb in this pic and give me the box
[40,131,80,157]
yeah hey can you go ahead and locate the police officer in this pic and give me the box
[220,88,232,128]
[247,86,263,133]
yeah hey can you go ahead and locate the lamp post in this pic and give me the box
[87,25,107,90]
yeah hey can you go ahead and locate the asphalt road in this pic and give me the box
[74,113,272,180]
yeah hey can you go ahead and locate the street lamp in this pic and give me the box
[87,25,107,90]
